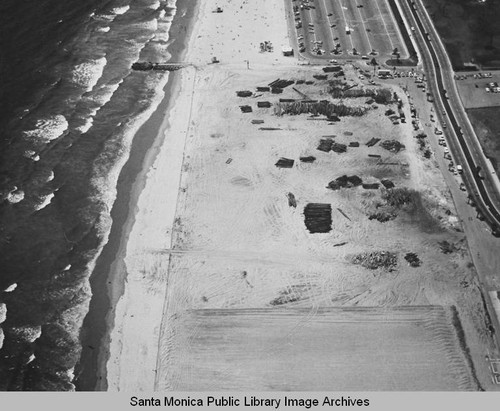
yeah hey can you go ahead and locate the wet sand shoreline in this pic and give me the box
[74,0,200,391]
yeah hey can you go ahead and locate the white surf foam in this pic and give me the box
[35,193,55,211]
[71,57,107,92]
[24,114,68,143]
[111,5,130,15]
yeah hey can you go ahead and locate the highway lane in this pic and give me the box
[399,0,500,233]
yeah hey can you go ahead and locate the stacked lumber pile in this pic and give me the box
[317,138,333,152]
[349,142,360,147]
[366,137,381,147]
[380,140,405,153]
[256,86,270,92]
[251,119,265,124]
[362,183,380,190]
[313,74,328,80]
[404,253,421,267]
[257,101,272,108]
[327,175,363,190]
[304,203,332,233]
[240,105,252,113]
[331,142,347,153]
[271,88,283,94]
[236,90,253,97]
[275,157,294,168]
[351,251,397,270]
[300,156,316,163]
[269,79,294,89]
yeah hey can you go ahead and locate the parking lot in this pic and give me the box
[292,0,407,60]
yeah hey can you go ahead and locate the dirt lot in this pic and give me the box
[161,307,477,391]
[456,71,500,110]
[467,106,500,174]
[422,0,500,70]
[153,63,497,390]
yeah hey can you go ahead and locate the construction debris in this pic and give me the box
[256,86,270,92]
[239,105,252,113]
[236,90,253,97]
[404,252,421,267]
[438,240,458,254]
[275,157,294,168]
[300,156,316,163]
[279,98,296,103]
[362,183,380,190]
[323,66,343,73]
[257,101,272,108]
[317,138,333,152]
[304,203,332,233]
[226,158,232,164]
[368,154,381,158]
[251,119,265,124]
[287,192,297,208]
[259,127,282,130]
[380,140,405,153]
[349,142,360,147]
[327,175,363,190]
[344,131,353,136]
[369,212,396,222]
[271,87,283,94]
[381,179,395,189]
[351,251,398,271]
[366,137,381,147]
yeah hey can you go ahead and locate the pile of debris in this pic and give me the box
[304,203,332,233]
[381,179,395,189]
[275,157,294,168]
[313,74,328,80]
[275,100,367,117]
[349,142,360,147]
[327,175,363,190]
[287,192,297,208]
[369,212,396,222]
[236,90,253,97]
[351,251,398,271]
[260,41,274,52]
[404,252,421,267]
[438,240,458,254]
[256,86,270,92]
[380,140,405,153]
[362,183,380,190]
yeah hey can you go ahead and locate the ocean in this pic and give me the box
[0,0,180,390]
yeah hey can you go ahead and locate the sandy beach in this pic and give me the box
[96,0,500,391]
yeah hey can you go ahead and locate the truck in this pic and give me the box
[456,165,463,173]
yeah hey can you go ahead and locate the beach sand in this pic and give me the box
[97,0,498,391]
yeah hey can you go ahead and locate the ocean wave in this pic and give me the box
[34,193,55,211]
[6,189,25,204]
[23,150,40,162]
[96,26,110,33]
[71,57,107,92]
[23,115,69,143]
[111,5,130,15]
